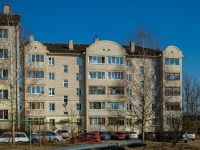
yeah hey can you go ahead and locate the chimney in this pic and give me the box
[94,36,99,43]
[29,35,34,42]
[130,42,135,52]
[3,4,10,14]
[69,39,73,50]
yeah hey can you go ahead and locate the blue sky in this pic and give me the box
[1,0,200,80]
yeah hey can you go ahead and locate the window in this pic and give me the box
[89,102,105,109]
[28,118,44,125]
[49,88,55,96]
[0,69,8,78]
[28,70,44,78]
[108,117,124,125]
[165,102,181,111]
[165,73,180,80]
[152,119,158,126]
[166,117,178,125]
[107,87,124,95]
[140,81,144,88]
[108,72,123,80]
[63,96,68,104]
[63,80,68,87]
[0,29,8,38]
[0,110,8,119]
[89,86,105,94]
[107,56,124,64]
[50,119,55,126]
[127,103,132,111]
[126,59,132,67]
[76,88,82,96]
[89,56,105,64]
[165,58,179,65]
[126,74,132,81]
[49,103,55,111]
[140,66,144,74]
[26,54,44,62]
[152,89,157,96]
[165,87,180,96]
[88,72,105,79]
[127,89,132,97]
[152,75,156,82]
[152,59,158,67]
[0,90,8,99]
[63,65,68,73]
[76,73,82,80]
[27,86,44,94]
[107,102,124,110]
[77,103,82,111]
[76,58,82,66]
[27,102,44,109]
[49,73,55,80]
[49,57,55,65]
[0,49,8,59]
[89,118,105,125]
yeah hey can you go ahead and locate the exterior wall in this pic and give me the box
[162,46,183,131]
[0,20,20,128]
[25,41,85,132]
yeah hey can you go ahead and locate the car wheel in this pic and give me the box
[53,138,59,142]
[32,138,38,144]
[184,140,188,143]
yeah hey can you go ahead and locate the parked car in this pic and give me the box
[93,131,111,140]
[182,131,195,141]
[76,132,100,142]
[125,132,138,140]
[0,132,29,143]
[155,131,187,143]
[31,131,63,143]
[57,130,70,139]
[112,132,126,140]
[144,132,156,140]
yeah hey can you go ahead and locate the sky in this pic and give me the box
[1,0,200,81]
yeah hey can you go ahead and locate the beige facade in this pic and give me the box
[0,5,20,128]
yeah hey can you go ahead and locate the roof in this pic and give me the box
[42,43,89,54]
[42,42,162,56]
[0,14,20,25]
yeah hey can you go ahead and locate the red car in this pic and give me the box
[76,133,100,142]
[113,132,126,140]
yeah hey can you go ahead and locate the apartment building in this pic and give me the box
[25,35,183,133]
[0,4,183,133]
[0,5,20,128]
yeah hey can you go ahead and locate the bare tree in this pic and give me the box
[120,26,163,143]
[182,72,200,132]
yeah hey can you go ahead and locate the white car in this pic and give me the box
[125,132,138,140]
[183,131,195,141]
[0,132,29,143]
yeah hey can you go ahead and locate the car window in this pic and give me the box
[2,134,11,138]
[88,133,95,138]
[15,133,26,138]
[79,133,87,138]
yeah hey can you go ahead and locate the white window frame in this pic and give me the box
[76,88,82,96]
[0,69,8,78]
[0,110,8,119]
[0,49,8,59]
[49,57,55,65]
[64,96,68,104]
[126,74,132,81]
[0,90,8,99]
[27,86,44,94]
[89,102,105,109]
[108,72,123,80]
[107,56,124,64]
[0,29,8,38]
[76,73,82,80]
[63,65,68,73]
[49,88,55,96]
[76,103,82,111]
[107,102,124,110]
[49,119,55,126]
[140,66,144,74]
[49,103,55,111]
[88,72,105,79]
[27,54,44,62]
[63,80,68,88]
[127,89,132,97]
[28,102,44,110]
[49,73,55,80]
[127,103,132,111]
[126,59,132,67]
[165,58,180,65]
[28,70,44,79]
[88,56,105,64]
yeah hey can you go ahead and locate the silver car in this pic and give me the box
[183,131,195,141]
[0,132,29,143]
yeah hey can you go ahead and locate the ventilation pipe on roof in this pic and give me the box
[3,4,10,14]
[130,42,135,53]
[69,39,73,50]
[94,36,99,43]
[29,35,34,42]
